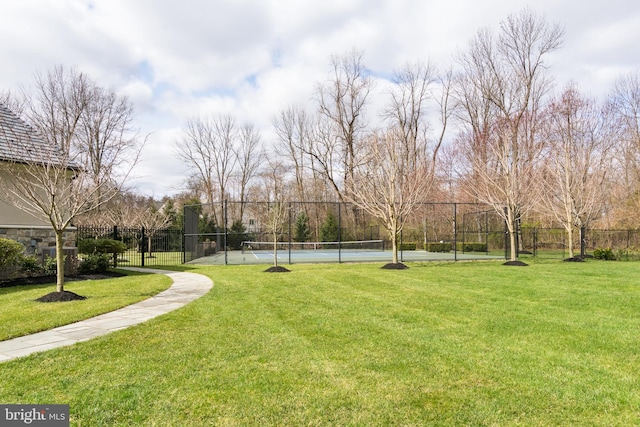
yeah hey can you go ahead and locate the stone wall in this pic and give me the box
[0,226,76,255]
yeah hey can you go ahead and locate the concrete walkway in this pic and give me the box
[0,268,213,363]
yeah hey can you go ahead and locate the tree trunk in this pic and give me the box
[55,230,65,293]
[566,226,574,258]
[509,229,518,261]
[389,217,399,264]
[505,207,518,262]
[273,233,278,267]
[147,233,153,258]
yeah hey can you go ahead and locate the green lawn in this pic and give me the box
[113,250,184,267]
[1,260,640,426]
[0,270,172,341]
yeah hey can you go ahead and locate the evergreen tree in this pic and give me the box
[162,198,179,229]
[294,211,311,242]
[320,211,340,242]
[227,219,248,250]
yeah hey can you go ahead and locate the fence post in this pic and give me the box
[141,227,146,267]
[113,225,118,268]
[485,211,489,255]
[224,200,228,266]
[453,203,458,262]
[288,202,292,265]
[338,202,342,263]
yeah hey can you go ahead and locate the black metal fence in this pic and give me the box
[520,228,640,260]
[77,225,183,267]
[76,205,640,268]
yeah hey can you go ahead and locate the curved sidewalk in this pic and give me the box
[0,268,213,363]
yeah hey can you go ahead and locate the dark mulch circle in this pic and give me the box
[381,263,409,270]
[564,256,586,262]
[35,291,87,303]
[264,266,291,273]
[503,260,529,266]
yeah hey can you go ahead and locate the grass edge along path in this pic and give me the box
[0,269,172,341]
[1,261,640,425]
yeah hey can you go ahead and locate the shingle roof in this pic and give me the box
[0,103,69,166]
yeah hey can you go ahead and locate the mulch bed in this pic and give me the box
[564,256,586,262]
[35,291,87,303]
[381,263,409,270]
[503,260,529,266]
[264,266,291,273]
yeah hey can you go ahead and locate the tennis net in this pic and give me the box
[241,239,385,254]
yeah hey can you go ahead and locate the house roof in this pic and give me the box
[0,103,70,166]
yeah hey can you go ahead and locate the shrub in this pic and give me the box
[19,255,44,276]
[427,242,452,252]
[43,255,58,276]
[78,238,127,255]
[0,238,24,269]
[400,242,417,251]
[593,248,616,260]
[78,254,111,274]
[457,242,488,252]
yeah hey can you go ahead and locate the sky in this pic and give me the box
[1,0,639,198]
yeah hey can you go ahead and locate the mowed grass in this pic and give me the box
[0,270,172,341]
[1,261,640,425]
[115,250,184,267]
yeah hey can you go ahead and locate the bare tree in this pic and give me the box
[79,84,142,188]
[234,122,263,221]
[313,50,373,200]
[26,66,91,155]
[304,114,345,200]
[176,114,238,224]
[257,157,290,270]
[344,62,452,265]
[540,84,613,258]
[384,62,437,168]
[609,71,640,226]
[347,128,436,264]
[137,202,172,258]
[74,190,139,227]
[273,104,311,201]
[455,9,564,262]
[0,89,25,116]
[1,67,141,291]
[78,192,171,256]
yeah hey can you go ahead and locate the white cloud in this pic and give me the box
[1,0,640,196]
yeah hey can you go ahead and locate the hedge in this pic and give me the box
[399,242,417,251]
[457,242,488,252]
[427,242,452,252]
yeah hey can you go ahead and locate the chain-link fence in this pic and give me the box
[184,201,512,265]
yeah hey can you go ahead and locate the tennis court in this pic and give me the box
[187,240,504,265]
